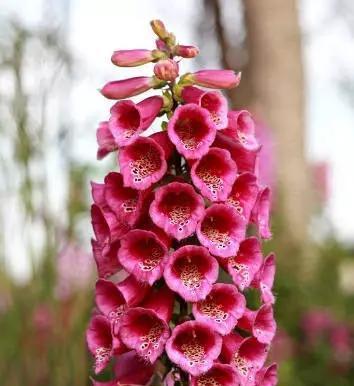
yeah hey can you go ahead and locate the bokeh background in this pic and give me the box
[1,0,354,385]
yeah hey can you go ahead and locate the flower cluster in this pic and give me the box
[87,20,277,386]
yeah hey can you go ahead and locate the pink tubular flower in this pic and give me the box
[96,121,118,160]
[164,245,218,302]
[238,304,276,345]
[165,320,222,376]
[190,363,240,386]
[149,131,175,160]
[154,59,179,81]
[118,229,168,285]
[192,283,246,335]
[167,104,216,159]
[227,172,259,221]
[227,237,263,291]
[255,363,278,386]
[118,136,167,190]
[251,187,272,239]
[197,204,247,258]
[149,182,205,240]
[111,49,157,67]
[108,96,163,146]
[252,253,276,304]
[182,86,228,130]
[191,147,237,202]
[191,70,241,89]
[91,239,121,279]
[174,44,199,58]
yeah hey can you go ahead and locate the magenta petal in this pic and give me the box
[118,229,168,285]
[164,245,218,302]
[149,182,205,240]
[165,320,222,376]
[101,76,153,100]
[167,104,216,159]
[142,286,175,323]
[111,49,154,67]
[91,239,121,279]
[191,147,237,202]
[192,283,246,335]
[117,274,149,306]
[91,204,110,246]
[191,70,241,89]
[119,136,167,190]
[190,363,240,386]
[252,253,276,304]
[149,131,175,160]
[251,187,272,239]
[253,304,276,344]
[255,363,278,386]
[197,204,247,258]
[96,121,118,160]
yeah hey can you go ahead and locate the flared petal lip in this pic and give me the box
[190,363,240,386]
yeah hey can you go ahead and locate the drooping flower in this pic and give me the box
[91,239,121,279]
[252,253,276,304]
[111,49,161,67]
[165,320,222,376]
[227,237,263,291]
[154,59,179,81]
[255,363,278,386]
[109,96,163,147]
[164,245,218,302]
[251,187,272,239]
[190,70,241,89]
[191,147,237,202]
[118,229,168,285]
[96,121,118,160]
[149,182,205,240]
[197,204,247,258]
[192,283,246,335]
[149,131,175,161]
[182,86,228,130]
[118,136,167,190]
[190,363,240,386]
[117,274,150,307]
[174,44,199,58]
[167,104,216,159]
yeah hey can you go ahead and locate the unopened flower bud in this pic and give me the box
[150,19,169,39]
[156,39,167,51]
[111,49,155,67]
[174,44,199,58]
[100,76,154,99]
[191,70,241,89]
[154,59,179,81]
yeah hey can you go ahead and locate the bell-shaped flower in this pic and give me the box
[190,70,241,89]
[226,173,259,222]
[238,304,276,344]
[118,229,168,285]
[165,320,222,376]
[192,283,246,335]
[227,237,263,291]
[164,245,218,302]
[182,86,228,130]
[191,147,237,202]
[190,363,240,386]
[252,253,276,304]
[96,121,118,160]
[109,96,163,146]
[119,136,167,190]
[251,187,272,239]
[149,131,175,161]
[167,104,216,159]
[149,182,205,240]
[255,363,278,386]
[137,215,172,249]
[197,204,247,258]
[91,239,121,279]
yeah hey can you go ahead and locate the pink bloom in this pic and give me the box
[167,104,216,160]
[117,274,150,307]
[91,204,110,246]
[154,59,179,81]
[111,49,156,67]
[191,147,237,202]
[137,216,172,249]
[255,363,278,386]
[192,283,246,335]
[252,253,276,304]
[96,121,118,160]
[165,320,222,376]
[109,96,163,146]
[149,182,205,240]
[149,131,175,160]
[251,187,272,239]
[156,38,167,51]
[227,237,263,291]
[191,70,241,89]
[164,245,218,302]
[118,229,168,285]
[197,204,247,258]
[142,285,175,323]
[174,44,199,58]
[330,324,353,361]
[91,239,121,279]
[190,363,240,386]
[118,136,167,190]
[238,304,276,345]
[182,86,228,130]
[227,173,259,222]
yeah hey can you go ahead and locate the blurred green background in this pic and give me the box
[0,0,353,385]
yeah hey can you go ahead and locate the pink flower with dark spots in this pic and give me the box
[238,304,276,345]
[118,229,168,285]
[182,86,228,130]
[91,239,121,279]
[227,237,263,291]
[197,204,247,258]
[191,70,241,89]
[142,286,175,323]
[149,131,175,160]
[252,253,276,304]
[255,363,278,386]
[154,59,179,81]
[191,147,237,202]
[192,283,246,335]
[119,136,167,190]
[227,173,259,221]
[117,274,150,307]
[109,96,163,146]
[167,104,216,159]
[251,187,272,239]
[164,245,218,302]
[137,216,172,249]
[111,49,156,67]
[190,363,240,386]
[96,121,118,160]
[166,321,222,376]
[174,44,199,58]
[149,182,205,240]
